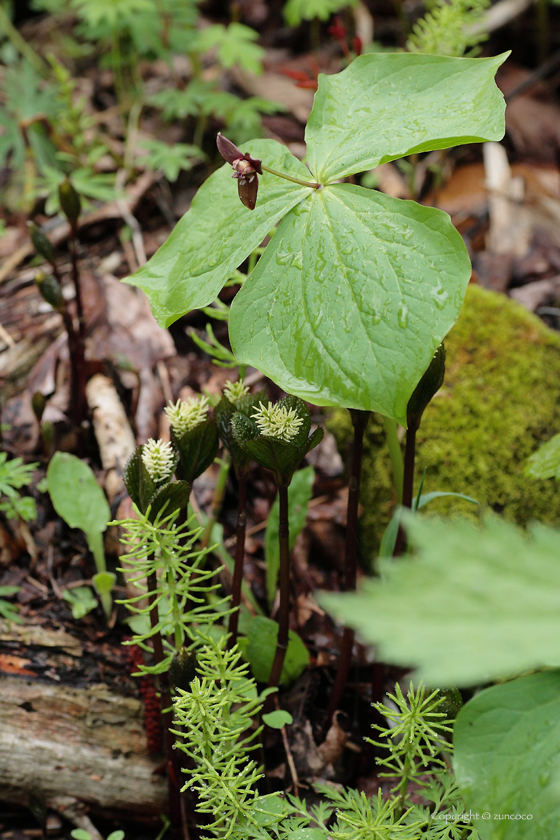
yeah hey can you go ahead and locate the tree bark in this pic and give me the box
[0,675,167,816]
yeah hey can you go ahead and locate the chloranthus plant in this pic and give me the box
[126,52,507,426]
[232,395,322,696]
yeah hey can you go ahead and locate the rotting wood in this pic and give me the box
[0,675,167,816]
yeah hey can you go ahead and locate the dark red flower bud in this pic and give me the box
[352,34,363,56]
[216,133,262,210]
[295,79,319,90]
[328,17,347,41]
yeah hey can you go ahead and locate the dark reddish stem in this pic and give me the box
[326,409,370,721]
[264,483,290,711]
[69,222,86,348]
[393,425,416,556]
[147,571,185,840]
[228,477,247,648]
[48,245,87,435]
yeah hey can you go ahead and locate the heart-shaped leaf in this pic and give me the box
[230,185,470,422]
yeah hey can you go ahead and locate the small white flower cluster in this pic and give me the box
[223,379,249,405]
[164,396,209,437]
[251,401,304,442]
[141,438,175,482]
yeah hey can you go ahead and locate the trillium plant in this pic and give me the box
[127,51,507,426]
[126,49,507,718]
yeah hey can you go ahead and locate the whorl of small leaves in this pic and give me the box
[113,506,226,673]
[369,682,453,801]
[0,452,38,523]
[406,0,491,57]
[173,635,272,838]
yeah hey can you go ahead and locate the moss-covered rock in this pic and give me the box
[328,284,560,563]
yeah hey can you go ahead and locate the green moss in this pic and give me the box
[328,285,560,562]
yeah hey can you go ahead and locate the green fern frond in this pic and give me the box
[407,0,490,57]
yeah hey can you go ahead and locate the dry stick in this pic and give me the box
[227,476,247,648]
[326,409,371,722]
[264,483,291,711]
[146,571,185,840]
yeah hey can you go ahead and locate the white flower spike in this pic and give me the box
[164,396,209,437]
[141,438,175,482]
[223,379,250,405]
[251,401,304,442]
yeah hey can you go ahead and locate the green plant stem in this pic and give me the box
[402,426,416,510]
[59,304,87,435]
[227,476,247,648]
[201,453,231,549]
[261,164,320,189]
[383,416,404,504]
[396,751,412,818]
[193,112,207,153]
[0,6,47,74]
[326,409,370,722]
[69,223,86,348]
[394,426,417,556]
[265,483,290,709]
[147,570,183,839]
[537,0,550,64]
[391,0,410,40]
[310,16,321,52]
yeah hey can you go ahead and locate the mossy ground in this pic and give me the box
[328,284,560,564]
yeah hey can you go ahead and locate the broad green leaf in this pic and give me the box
[92,571,116,596]
[47,453,110,540]
[231,184,470,422]
[526,433,560,480]
[125,140,314,328]
[265,466,314,609]
[262,709,294,729]
[306,53,508,184]
[454,671,560,839]
[245,615,310,686]
[319,514,560,687]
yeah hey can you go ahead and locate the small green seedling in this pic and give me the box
[47,452,113,618]
[71,830,124,840]
[62,586,98,620]
[0,586,22,623]
[0,451,38,522]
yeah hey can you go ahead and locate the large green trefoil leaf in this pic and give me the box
[306,53,508,184]
[124,140,314,327]
[230,184,469,419]
[126,53,507,420]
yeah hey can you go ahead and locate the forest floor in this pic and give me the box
[2,1,560,837]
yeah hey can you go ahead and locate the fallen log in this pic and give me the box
[0,674,167,817]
